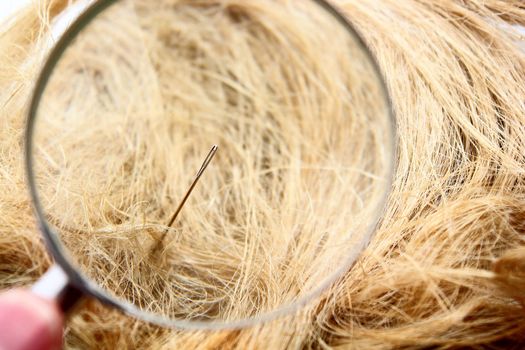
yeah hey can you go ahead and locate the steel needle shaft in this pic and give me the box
[152,145,218,253]
[166,144,218,229]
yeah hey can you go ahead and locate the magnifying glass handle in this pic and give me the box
[0,265,80,350]
[31,264,84,312]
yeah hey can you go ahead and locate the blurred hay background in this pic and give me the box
[1,0,525,348]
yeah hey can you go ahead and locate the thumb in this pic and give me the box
[0,289,64,350]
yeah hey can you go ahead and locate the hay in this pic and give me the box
[1,0,525,348]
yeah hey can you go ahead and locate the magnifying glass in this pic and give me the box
[25,0,395,330]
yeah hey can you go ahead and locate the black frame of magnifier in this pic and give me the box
[25,0,396,330]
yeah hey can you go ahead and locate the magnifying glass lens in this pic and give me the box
[30,0,394,326]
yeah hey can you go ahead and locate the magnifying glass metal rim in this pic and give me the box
[25,0,397,330]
